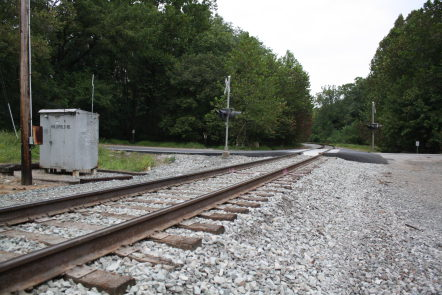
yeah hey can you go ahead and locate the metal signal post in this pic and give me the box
[366,102,382,152]
[222,76,231,158]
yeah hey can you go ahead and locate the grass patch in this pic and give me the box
[0,130,40,163]
[332,143,379,152]
[100,138,132,145]
[100,138,207,149]
[162,155,176,164]
[136,140,207,149]
[101,138,302,151]
[0,131,158,172]
[98,147,155,172]
[101,138,207,149]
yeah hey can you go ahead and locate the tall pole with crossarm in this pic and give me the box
[19,0,32,185]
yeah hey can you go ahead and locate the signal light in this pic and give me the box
[217,108,241,121]
[367,123,382,130]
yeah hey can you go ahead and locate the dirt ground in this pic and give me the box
[0,167,89,195]
[379,153,442,234]
[0,172,63,195]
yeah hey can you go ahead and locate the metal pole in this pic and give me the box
[223,76,231,158]
[91,74,95,113]
[20,0,32,185]
[371,101,375,152]
[28,0,33,145]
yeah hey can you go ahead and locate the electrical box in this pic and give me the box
[39,109,99,174]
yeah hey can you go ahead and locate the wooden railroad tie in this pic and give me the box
[150,233,202,251]
[178,222,225,234]
[218,206,249,214]
[36,219,105,231]
[253,192,273,197]
[0,250,20,263]
[114,246,178,267]
[240,196,269,202]
[95,212,137,220]
[199,212,237,221]
[107,204,156,211]
[227,200,260,208]
[124,199,178,205]
[65,266,135,295]
[1,229,67,246]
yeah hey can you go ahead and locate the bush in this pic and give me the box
[327,122,366,145]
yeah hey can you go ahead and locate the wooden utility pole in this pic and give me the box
[20,0,32,185]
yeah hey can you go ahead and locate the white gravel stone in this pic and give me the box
[0,236,46,254]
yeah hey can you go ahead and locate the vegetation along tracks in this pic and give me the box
[0,153,325,293]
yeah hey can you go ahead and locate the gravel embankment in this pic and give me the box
[22,155,441,294]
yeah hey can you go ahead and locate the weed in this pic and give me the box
[98,147,155,172]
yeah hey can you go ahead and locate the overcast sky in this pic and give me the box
[215,0,428,95]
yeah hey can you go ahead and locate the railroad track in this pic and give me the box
[0,154,298,226]
[0,153,325,293]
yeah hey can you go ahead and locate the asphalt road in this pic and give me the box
[105,144,389,164]
[324,148,388,164]
[105,144,321,157]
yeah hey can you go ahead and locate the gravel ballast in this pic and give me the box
[4,153,442,294]
[0,154,269,207]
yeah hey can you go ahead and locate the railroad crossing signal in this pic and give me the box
[217,108,241,121]
[367,123,382,130]
[370,101,379,151]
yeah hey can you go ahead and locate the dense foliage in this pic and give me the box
[312,0,441,153]
[0,0,313,147]
[311,80,372,145]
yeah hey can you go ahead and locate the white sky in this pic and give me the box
[215,0,428,95]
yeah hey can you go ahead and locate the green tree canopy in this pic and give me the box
[311,0,441,153]
[0,0,313,147]
[369,0,441,152]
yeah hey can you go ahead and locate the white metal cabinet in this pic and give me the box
[39,109,99,174]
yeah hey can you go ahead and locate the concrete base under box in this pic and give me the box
[44,168,97,177]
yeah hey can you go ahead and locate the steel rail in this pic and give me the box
[0,153,300,225]
[0,155,321,293]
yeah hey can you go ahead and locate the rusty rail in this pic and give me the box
[0,155,321,293]
[79,175,133,183]
[0,154,299,225]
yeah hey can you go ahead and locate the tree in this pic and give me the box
[224,33,285,146]
[311,1,441,152]
[273,51,313,144]
[0,0,20,129]
[369,0,441,152]
[0,0,312,148]
[311,79,372,144]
